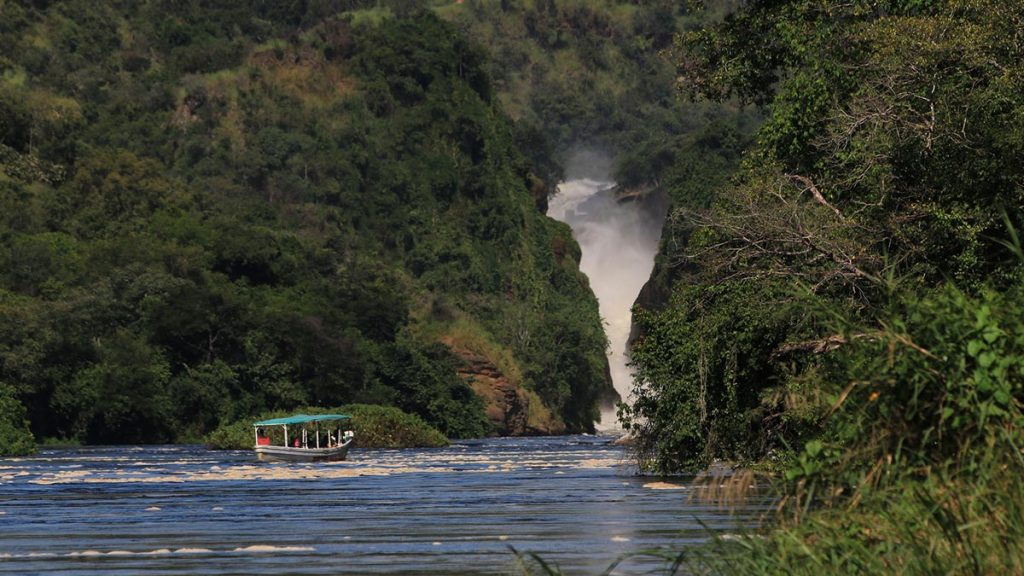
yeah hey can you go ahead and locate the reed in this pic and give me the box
[682,447,1024,575]
[687,468,764,510]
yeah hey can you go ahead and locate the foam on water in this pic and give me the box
[548,178,665,430]
[0,440,767,575]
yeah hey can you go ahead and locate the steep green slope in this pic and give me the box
[0,2,614,446]
[624,0,1024,474]
[612,1,1024,569]
[435,0,757,186]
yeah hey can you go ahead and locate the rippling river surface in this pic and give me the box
[0,436,766,575]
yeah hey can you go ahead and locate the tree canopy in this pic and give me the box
[0,3,619,448]
[626,0,1024,471]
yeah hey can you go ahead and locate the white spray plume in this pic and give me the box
[548,177,664,432]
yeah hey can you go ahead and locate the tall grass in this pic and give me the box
[683,440,1024,575]
[689,282,1024,574]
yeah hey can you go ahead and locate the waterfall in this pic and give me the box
[547,168,665,431]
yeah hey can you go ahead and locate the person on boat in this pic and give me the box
[292,437,300,448]
[256,428,271,446]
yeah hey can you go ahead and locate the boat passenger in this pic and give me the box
[256,429,271,446]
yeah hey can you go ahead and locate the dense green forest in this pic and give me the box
[5,0,1021,569]
[0,0,763,454]
[438,0,756,184]
[0,0,667,452]
[616,0,1024,571]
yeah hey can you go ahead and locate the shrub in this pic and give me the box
[205,404,448,450]
[784,283,1024,498]
[0,381,35,456]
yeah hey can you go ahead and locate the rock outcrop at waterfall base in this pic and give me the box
[450,349,564,436]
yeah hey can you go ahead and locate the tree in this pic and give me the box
[626,0,1024,471]
[0,381,35,456]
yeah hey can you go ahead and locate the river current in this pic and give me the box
[0,436,764,575]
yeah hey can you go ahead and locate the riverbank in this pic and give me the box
[671,454,1024,575]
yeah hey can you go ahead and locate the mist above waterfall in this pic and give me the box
[547,151,666,431]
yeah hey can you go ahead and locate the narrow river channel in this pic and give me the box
[0,436,765,575]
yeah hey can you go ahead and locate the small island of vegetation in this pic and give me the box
[205,404,448,450]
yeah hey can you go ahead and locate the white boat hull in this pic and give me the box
[254,440,352,463]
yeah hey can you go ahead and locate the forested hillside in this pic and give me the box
[0,1,620,451]
[621,0,1024,571]
[441,0,758,192]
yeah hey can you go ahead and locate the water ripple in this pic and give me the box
[0,436,767,575]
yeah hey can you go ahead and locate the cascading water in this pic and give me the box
[547,160,666,432]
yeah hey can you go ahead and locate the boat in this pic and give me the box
[253,414,354,463]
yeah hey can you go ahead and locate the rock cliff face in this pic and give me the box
[448,347,564,436]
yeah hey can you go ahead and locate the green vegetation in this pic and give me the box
[616,0,1024,572]
[0,380,35,456]
[205,404,448,450]
[0,0,765,456]
[4,0,1018,570]
[0,1,621,452]
[435,0,758,189]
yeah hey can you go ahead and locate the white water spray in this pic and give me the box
[547,172,665,432]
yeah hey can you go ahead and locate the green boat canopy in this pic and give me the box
[253,414,351,427]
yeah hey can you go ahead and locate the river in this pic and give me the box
[0,436,765,575]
